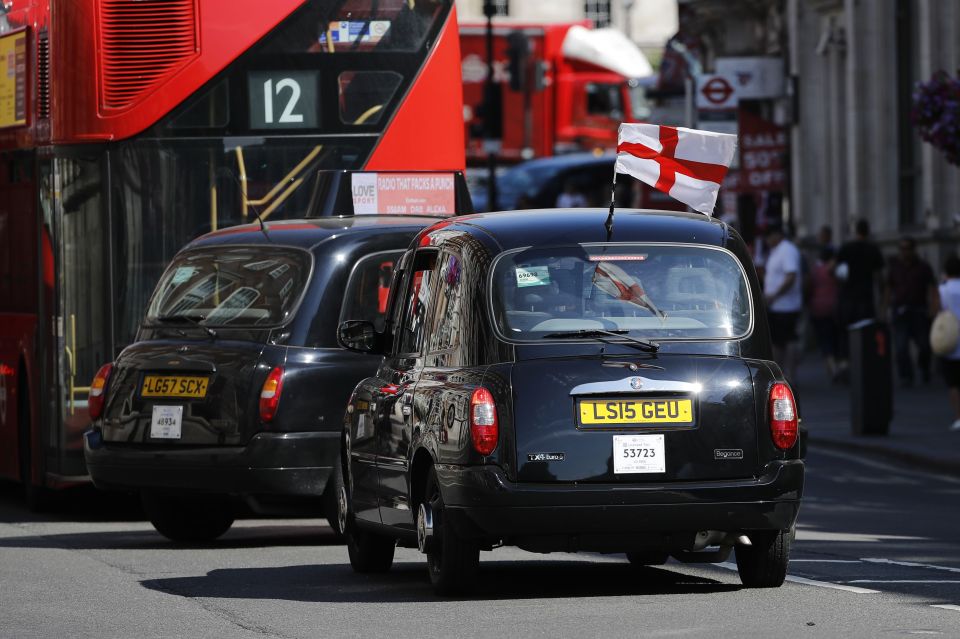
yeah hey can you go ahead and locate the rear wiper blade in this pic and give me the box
[541,329,659,353]
[155,314,217,339]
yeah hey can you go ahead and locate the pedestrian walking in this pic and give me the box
[835,218,885,376]
[886,236,938,386]
[936,255,960,431]
[808,246,840,379]
[763,221,803,382]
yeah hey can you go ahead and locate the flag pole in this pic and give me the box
[604,164,617,241]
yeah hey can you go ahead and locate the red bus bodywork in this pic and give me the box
[0,0,464,494]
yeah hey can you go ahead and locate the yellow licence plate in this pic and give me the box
[141,375,209,399]
[579,398,693,425]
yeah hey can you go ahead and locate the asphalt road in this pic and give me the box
[2,446,959,639]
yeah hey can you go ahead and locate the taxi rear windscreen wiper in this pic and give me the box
[155,314,217,339]
[541,329,659,353]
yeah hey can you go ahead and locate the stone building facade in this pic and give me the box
[788,0,960,261]
[453,0,678,50]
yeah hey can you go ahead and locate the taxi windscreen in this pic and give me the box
[491,244,752,340]
[146,246,311,328]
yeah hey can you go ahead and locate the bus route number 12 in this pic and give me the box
[248,71,319,129]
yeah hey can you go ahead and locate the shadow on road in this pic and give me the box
[0,481,144,523]
[140,559,740,602]
[0,523,343,550]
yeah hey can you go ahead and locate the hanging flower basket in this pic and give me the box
[912,70,960,166]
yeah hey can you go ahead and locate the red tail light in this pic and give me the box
[259,367,284,423]
[89,363,113,420]
[769,382,798,450]
[470,387,499,456]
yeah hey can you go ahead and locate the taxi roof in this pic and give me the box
[439,209,730,252]
[187,215,442,251]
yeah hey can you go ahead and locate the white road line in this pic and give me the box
[790,559,861,563]
[784,575,880,594]
[861,558,960,574]
[930,605,960,613]
[846,580,960,584]
[715,562,880,594]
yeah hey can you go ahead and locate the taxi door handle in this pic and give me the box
[401,392,413,415]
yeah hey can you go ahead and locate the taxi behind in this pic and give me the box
[336,208,805,594]
[84,216,434,542]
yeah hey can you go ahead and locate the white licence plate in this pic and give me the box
[613,434,665,474]
[150,405,183,439]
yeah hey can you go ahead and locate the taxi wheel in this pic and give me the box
[735,530,791,588]
[322,453,346,542]
[141,493,235,543]
[423,467,479,596]
[345,523,396,573]
[625,551,669,566]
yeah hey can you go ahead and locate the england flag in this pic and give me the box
[615,123,738,214]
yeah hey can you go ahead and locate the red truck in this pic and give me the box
[460,20,655,165]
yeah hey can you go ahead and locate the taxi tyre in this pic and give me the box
[141,492,234,543]
[424,466,479,596]
[734,529,791,588]
[342,450,395,573]
[322,453,346,541]
[625,551,669,566]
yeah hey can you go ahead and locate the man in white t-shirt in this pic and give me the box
[764,222,803,382]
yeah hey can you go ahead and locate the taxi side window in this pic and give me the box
[339,250,403,333]
[427,250,464,354]
[395,249,438,355]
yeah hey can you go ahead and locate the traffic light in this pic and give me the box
[506,30,530,92]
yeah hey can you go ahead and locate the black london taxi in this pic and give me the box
[84,216,436,542]
[336,208,805,594]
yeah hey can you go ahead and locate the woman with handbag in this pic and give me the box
[932,255,960,430]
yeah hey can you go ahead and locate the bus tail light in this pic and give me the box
[470,387,499,456]
[769,382,798,450]
[259,367,284,423]
[89,363,113,420]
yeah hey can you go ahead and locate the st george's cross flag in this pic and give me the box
[615,124,737,214]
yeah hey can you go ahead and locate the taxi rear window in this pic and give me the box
[491,244,752,340]
[146,246,311,327]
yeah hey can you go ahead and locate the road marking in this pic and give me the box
[846,580,960,584]
[930,605,960,613]
[715,562,880,594]
[790,559,861,563]
[861,558,960,574]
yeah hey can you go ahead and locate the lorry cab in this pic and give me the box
[460,21,654,163]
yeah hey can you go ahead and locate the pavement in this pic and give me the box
[794,352,960,476]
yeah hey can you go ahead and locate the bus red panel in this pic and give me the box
[365,6,465,172]
[51,0,305,143]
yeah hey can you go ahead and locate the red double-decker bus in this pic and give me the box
[0,0,464,503]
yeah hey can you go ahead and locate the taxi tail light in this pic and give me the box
[470,387,499,456]
[769,382,798,450]
[88,363,113,420]
[259,367,285,423]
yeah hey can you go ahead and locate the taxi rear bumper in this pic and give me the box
[437,460,803,551]
[83,428,338,496]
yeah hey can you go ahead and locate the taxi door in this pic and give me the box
[376,248,438,530]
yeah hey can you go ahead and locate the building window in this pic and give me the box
[491,0,509,17]
[584,0,611,28]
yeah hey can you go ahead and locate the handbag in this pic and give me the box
[930,309,960,356]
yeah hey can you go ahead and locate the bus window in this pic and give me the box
[338,71,403,125]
